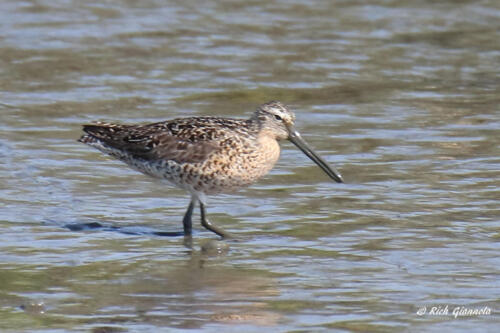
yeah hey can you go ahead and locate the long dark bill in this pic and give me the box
[288,126,344,183]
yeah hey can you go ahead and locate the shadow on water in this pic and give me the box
[63,221,185,237]
[59,221,230,254]
[61,220,200,250]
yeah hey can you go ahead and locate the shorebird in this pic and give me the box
[79,101,343,238]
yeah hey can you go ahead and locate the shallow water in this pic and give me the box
[1,0,499,332]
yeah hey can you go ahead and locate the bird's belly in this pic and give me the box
[111,136,281,195]
[179,137,281,195]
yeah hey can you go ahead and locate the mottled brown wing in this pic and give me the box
[128,132,218,163]
[82,123,218,164]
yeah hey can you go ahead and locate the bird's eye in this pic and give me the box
[274,114,282,121]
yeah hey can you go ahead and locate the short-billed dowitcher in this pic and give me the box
[79,101,343,238]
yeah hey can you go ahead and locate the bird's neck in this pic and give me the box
[246,115,264,135]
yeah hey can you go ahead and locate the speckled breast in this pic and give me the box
[173,134,281,195]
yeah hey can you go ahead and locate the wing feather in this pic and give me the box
[81,123,218,164]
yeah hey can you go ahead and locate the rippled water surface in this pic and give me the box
[1,0,499,332]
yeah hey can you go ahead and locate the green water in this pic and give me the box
[1,1,499,332]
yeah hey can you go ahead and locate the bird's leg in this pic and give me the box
[199,201,231,239]
[182,198,196,235]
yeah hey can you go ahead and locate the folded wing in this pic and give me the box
[81,123,218,164]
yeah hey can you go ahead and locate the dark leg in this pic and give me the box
[182,198,195,235]
[199,201,231,238]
